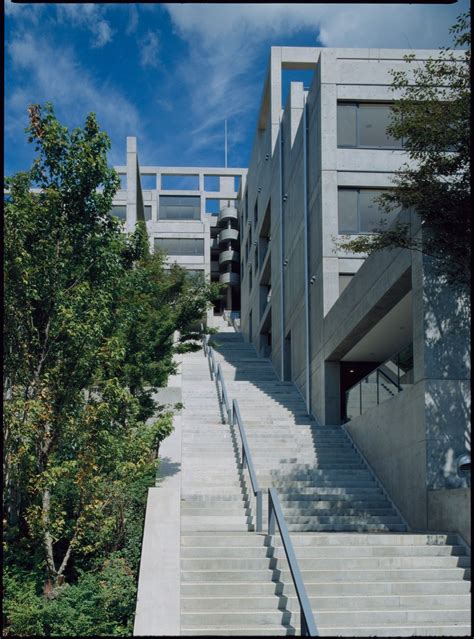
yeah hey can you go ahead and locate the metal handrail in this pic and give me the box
[268,488,318,637]
[232,399,263,532]
[215,361,232,424]
[200,329,313,626]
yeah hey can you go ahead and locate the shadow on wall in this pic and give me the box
[421,258,471,492]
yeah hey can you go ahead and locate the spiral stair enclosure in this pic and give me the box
[217,204,240,310]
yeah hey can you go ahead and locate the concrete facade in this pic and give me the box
[113,137,247,313]
[239,47,470,543]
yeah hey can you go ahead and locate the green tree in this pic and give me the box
[339,11,470,288]
[3,102,215,632]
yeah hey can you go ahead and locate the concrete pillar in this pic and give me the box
[126,136,137,233]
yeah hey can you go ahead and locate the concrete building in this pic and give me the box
[239,47,470,541]
[112,137,247,313]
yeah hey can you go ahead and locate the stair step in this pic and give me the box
[276,567,470,581]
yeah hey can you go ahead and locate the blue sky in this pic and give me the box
[5,1,469,175]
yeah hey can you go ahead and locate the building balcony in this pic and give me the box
[218,206,238,226]
[218,228,239,245]
[219,250,240,265]
[219,272,240,286]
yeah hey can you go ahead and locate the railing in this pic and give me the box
[268,488,318,637]
[344,345,413,422]
[201,327,315,632]
[204,341,262,530]
[232,399,263,532]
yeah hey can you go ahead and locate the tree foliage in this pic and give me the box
[3,103,217,634]
[338,11,471,288]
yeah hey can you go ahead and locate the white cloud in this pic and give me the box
[165,3,467,50]
[6,32,141,164]
[140,31,160,68]
[126,5,139,36]
[162,2,469,163]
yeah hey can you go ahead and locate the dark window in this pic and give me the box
[254,200,258,227]
[337,103,357,147]
[154,237,204,256]
[111,205,127,221]
[338,188,395,234]
[337,102,403,149]
[159,196,200,220]
[144,205,152,221]
[249,267,253,292]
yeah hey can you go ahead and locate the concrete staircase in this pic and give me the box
[179,346,296,635]
[194,315,471,636]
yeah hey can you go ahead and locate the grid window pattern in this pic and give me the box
[159,195,200,220]
[154,237,204,256]
[337,103,404,149]
[338,188,394,234]
[111,205,127,221]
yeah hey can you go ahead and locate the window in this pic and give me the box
[161,175,199,190]
[144,205,152,221]
[254,200,258,227]
[111,205,126,221]
[159,196,200,220]
[338,188,395,234]
[337,103,403,149]
[140,174,156,190]
[154,237,204,256]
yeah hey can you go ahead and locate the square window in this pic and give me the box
[358,105,402,149]
[359,190,387,232]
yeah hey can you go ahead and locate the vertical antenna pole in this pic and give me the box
[224,119,228,168]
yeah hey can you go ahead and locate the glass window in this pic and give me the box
[338,188,392,234]
[338,189,358,233]
[337,103,357,147]
[144,205,152,221]
[337,102,403,149]
[359,189,388,232]
[358,104,403,149]
[154,237,204,256]
[111,205,127,221]
[161,175,199,190]
[140,174,156,190]
[159,196,200,220]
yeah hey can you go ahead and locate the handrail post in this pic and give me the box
[268,492,276,536]
[256,490,263,533]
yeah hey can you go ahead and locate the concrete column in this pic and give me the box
[126,136,137,233]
